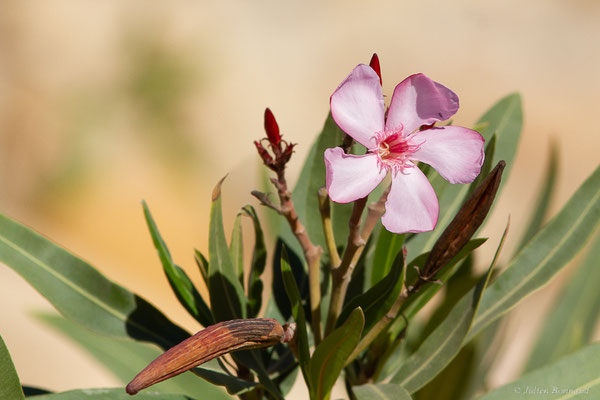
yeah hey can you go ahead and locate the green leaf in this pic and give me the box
[523,232,600,372]
[242,205,267,318]
[353,383,412,400]
[376,241,485,382]
[385,239,487,345]
[338,250,404,335]
[309,307,364,400]
[391,223,506,393]
[478,343,600,400]
[280,247,311,384]
[407,94,521,257]
[229,212,244,285]
[193,249,209,287]
[269,238,308,322]
[231,350,283,400]
[30,388,194,399]
[0,213,189,350]
[35,313,229,399]
[208,177,247,321]
[516,140,559,252]
[143,202,213,327]
[467,165,600,341]
[370,231,404,285]
[476,93,522,184]
[0,334,25,400]
[190,366,256,396]
[283,113,356,258]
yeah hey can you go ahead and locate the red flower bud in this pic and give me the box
[369,53,382,86]
[264,108,281,146]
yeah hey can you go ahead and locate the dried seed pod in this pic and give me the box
[126,318,286,395]
[419,160,506,282]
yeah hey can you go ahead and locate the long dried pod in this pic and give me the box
[126,318,286,395]
[418,160,506,285]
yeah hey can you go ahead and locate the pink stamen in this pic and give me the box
[372,129,423,173]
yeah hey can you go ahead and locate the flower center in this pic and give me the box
[372,129,421,173]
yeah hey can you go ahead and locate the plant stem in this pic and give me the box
[318,187,341,267]
[324,186,390,335]
[274,169,323,344]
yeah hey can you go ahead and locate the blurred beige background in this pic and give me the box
[1,0,599,397]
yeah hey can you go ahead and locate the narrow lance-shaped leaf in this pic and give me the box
[391,221,508,393]
[280,246,311,385]
[370,231,404,286]
[208,176,247,321]
[516,140,559,252]
[478,343,600,400]
[337,249,404,335]
[243,205,267,318]
[467,164,600,341]
[279,113,357,258]
[230,212,244,285]
[143,201,213,327]
[35,313,229,399]
[0,334,25,400]
[0,213,189,350]
[193,249,209,287]
[309,307,365,400]
[379,239,487,381]
[30,388,195,400]
[407,94,521,257]
[353,383,412,400]
[523,232,600,373]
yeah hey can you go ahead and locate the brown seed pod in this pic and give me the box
[126,318,286,395]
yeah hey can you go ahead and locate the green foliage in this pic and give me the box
[36,313,228,399]
[354,384,412,400]
[338,250,404,335]
[391,223,506,393]
[523,232,600,372]
[516,141,559,252]
[479,343,600,399]
[0,213,189,350]
[280,247,311,383]
[309,308,364,400]
[467,164,600,340]
[208,177,247,321]
[370,231,404,285]
[0,334,25,400]
[243,205,268,318]
[278,113,359,259]
[143,201,213,327]
[32,388,194,400]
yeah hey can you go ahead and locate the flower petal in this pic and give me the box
[330,64,385,149]
[386,73,459,135]
[409,126,485,184]
[324,147,386,203]
[382,165,438,233]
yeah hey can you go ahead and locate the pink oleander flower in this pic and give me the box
[324,62,485,234]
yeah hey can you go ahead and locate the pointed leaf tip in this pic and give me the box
[212,175,228,201]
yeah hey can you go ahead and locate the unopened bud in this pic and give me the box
[264,108,281,147]
[369,53,382,86]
